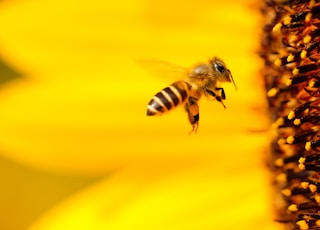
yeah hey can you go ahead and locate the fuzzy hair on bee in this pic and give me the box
[146,57,236,133]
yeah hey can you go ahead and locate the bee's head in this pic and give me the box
[211,57,237,90]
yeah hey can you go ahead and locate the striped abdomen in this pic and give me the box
[147,81,191,116]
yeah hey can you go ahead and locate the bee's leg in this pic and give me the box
[215,87,226,100]
[205,89,226,109]
[184,97,199,133]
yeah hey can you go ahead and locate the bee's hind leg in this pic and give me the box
[190,123,199,134]
[184,97,199,133]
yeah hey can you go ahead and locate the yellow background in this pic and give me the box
[0,0,282,229]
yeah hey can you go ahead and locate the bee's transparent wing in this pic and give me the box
[137,59,190,82]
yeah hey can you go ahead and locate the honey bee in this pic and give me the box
[146,57,236,133]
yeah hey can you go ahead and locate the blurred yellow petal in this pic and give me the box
[0,156,103,230]
[0,0,262,174]
[28,164,281,230]
[0,0,281,229]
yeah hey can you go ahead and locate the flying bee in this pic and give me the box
[146,57,236,133]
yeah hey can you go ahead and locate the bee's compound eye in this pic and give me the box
[214,63,226,73]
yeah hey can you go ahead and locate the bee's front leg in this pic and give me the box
[184,97,199,133]
[215,87,226,100]
[205,89,226,109]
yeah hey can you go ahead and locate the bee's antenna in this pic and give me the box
[228,70,237,90]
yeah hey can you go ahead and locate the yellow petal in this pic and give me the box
[0,0,262,174]
[28,165,281,230]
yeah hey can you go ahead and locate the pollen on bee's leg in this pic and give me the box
[262,0,320,229]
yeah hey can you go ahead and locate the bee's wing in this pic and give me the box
[137,59,190,82]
